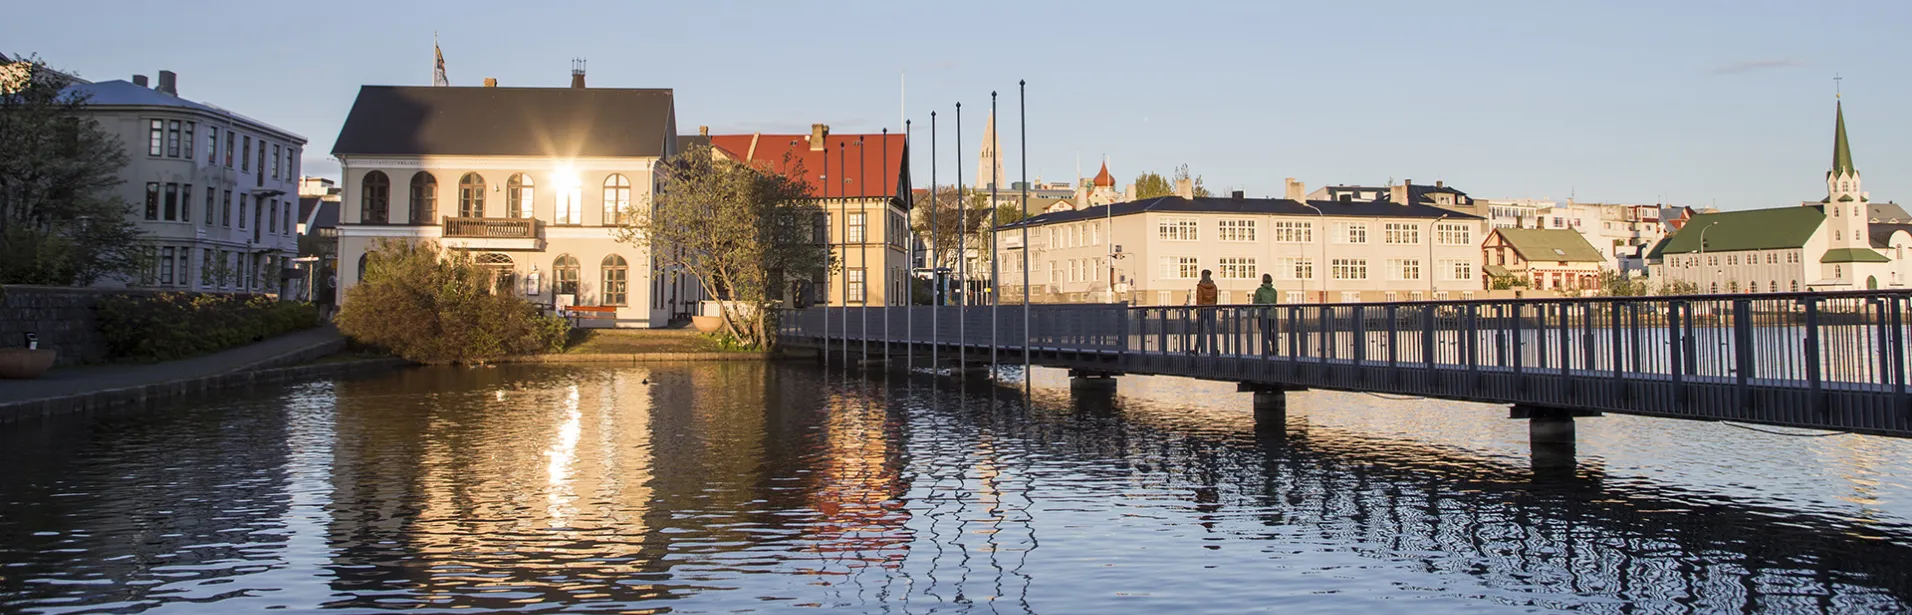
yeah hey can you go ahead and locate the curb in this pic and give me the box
[0,356,410,425]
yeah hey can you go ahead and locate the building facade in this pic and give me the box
[66,70,306,293]
[1480,228,1607,292]
[331,76,700,327]
[707,125,912,307]
[998,181,1487,304]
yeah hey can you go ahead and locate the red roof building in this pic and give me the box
[708,127,910,203]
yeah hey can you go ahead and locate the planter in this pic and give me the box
[690,315,726,334]
[0,348,58,379]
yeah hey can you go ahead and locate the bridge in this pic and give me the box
[778,291,1912,452]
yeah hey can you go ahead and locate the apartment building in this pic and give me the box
[998,179,1487,304]
[331,69,701,327]
[65,70,306,292]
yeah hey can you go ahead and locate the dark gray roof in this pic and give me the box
[332,86,675,157]
[1869,223,1912,249]
[298,197,338,231]
[1003,195,1483,229]
[677,134,710,153]
[63,80,297,140]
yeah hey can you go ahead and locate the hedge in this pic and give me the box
[95,293,318,361]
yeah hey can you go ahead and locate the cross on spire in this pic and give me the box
[1835,73,1842,99]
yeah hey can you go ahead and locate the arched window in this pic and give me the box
[459,173,485,218]
[1791,280,1799,292]
[506,173,534,218]
[1710,282,1719,294]
[1769,281,1777,293]
[408,172,437,224]
[360,171,389,223]
[601,254,628,305]
[357,253,370,282]
[1728,281,1738,293]
[1835,265,1843,278]
[476,252,515,295]
[602,174,631,225]
[553,254,580,296]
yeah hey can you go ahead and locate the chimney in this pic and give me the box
[1435,180,1444,188]
[156,70,176,96]
[1174,178,1194,199]
[569,59,586,88]
[698,125,709,137]
[483,77,497,87]
[131,74,148,88]
[1231,190,1245,201]
[1075,185,1089,210]
[1283,177,1304,200]
[810,123,829,151]
[1391,180,1410,205]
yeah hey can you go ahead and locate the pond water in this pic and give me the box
[3,362,1911,613]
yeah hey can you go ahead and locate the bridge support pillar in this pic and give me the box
[1512,405,1598,473]
[1068,369,1119,393]
[1238,383,1293,431]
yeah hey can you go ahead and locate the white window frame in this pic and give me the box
[1218,257,1257,279]
[1384,222,1420,245]
[1332,222,1368,244]
[1273,221,1313,243]
[1158,217,1199,241]
[1331,258,1368,280]
[1218,219,1257,242]
[1436,222,1472,245]
[1280,257,1314,280]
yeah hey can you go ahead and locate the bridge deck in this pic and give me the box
[780,291,1912,438]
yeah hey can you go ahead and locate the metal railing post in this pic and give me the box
[1803,297,1823,414]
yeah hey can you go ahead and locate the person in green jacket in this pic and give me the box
[1252,274,1279,355]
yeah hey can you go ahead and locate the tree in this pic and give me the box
[1133,171,1173,199]
[1593,268,1651,297]
[911,186,994,284]
[616,144,831,350]
[337,239,568,364]
[0,54,146,285]
[993,201,1026,227]
[1172,164,1212,198]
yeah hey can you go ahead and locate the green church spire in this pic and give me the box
[1833,100,1856,176]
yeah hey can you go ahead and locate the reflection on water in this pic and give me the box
[2,362,1911,613]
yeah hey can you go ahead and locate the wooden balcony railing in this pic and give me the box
[443,216,540,239]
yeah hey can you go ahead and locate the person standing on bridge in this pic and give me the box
[1253,273,1279,355]
[1195,269,1219,354]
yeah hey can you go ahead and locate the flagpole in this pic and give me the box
[839,141,849,367]
[882,128,890,359]
[1019,80,1030,379]
[989,91,1000,375]
[859,136,868,363]
[821,130,830,366]
[956,102,966,359]
[904,121,913,373]
[930,111,939,370]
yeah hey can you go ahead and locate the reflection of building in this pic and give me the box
[331,65,701,326]
[1650,98,1909,292]
[63,67,305,293]
[707,125,912,307]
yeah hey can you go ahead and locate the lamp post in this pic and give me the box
[1299,202,1325,303]
[1429,213,1448,296]
[1698,220,1720,292]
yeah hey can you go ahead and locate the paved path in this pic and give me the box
[0,325,346,405]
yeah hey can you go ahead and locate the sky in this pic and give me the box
[6,0,1908,210]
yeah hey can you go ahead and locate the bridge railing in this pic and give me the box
[780,290,1912,392]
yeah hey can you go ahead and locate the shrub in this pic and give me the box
[95,293,319,361]
[336,239,568,364]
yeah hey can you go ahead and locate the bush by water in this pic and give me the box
[95,293,318,361]
[337,240,567,364]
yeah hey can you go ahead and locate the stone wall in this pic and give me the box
[0,286,168,366]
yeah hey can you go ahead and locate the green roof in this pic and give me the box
[1494,228,1606,263]
[1659,207,1824,254]
[1833,100,1857,177]
[1483,264,1512,277]
[1822,247,1889,263]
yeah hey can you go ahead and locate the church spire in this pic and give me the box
[1832,100,1855,177]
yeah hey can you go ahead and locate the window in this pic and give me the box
[1385,291,1399,302]
[1273,221,1312,243]
[289,148,299,180]
[361,171,391,223]
[1433,291,1450,301]
[1440,259,1474,280]
[166,120,181,157]
[458,173,485,217]
[553,255,580,295]
[1332,222,1368,244]
[1409,291,1424,301]
[183,122,194,159]
[847,268,867,303]
[1462,291,1475,300]
[1219,219,1256,242]
[1340,291,1362,303]
[1436,223,1471,245]
[601,254,629,305]
[144,183,159,220]
[160,247,175,284]
[602,174,631,225]
[474,253,516,295]
[848,212,866,243]
[1331,258,1368,280]
[204,186,215,223]
[241,136,250,171]
[238,194,248,228]
[506,173,534,218]
[225,132,235,167]
[554,179,582,225]
[1728,255,1737,265]
[1769,281,1778,293]
[1384,223,1419,244]
[283,202,292,235]
[1218,257,1257,279]
[1387,258,1421,280]
[271,144,280,179]
[206,127,217,163]
[1791,280,1799,292]
[1157,290,1171,305]
[409,172,437,224]
[221,190,232,227]
[1160,256,1199,279]
[1158,217,1198,241]
[181,185,193,222]
[267,197,277,232]
[148,120,163,156]
[163,183,178,221]
[1835,265,1842,278]
[1281,257,1315,280]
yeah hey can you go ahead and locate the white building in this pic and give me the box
[66,69,306,292]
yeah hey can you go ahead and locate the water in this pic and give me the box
[3,362,1912,614]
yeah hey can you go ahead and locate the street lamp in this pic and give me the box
[1698,220,1721,292]
[1428,213,1448,296]
[1299,201,1325,303]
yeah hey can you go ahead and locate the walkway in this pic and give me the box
[0,325,346,411]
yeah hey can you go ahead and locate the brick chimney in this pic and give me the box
[570,59,586,88]
[810,123,829,151]
[1174,178,1194,199]
[1283,177,1304,200]
[156,70,177,96]
[483,77,497,87]
[131,74,148,88]
[698,125,709,137]
[1391,179,1410,204]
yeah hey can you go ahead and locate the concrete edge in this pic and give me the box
[498,352,773,364]
[0,356,411,425]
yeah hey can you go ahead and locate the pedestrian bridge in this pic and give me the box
[778,290,1912,439]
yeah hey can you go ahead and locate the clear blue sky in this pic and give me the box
[6,0,1907,209]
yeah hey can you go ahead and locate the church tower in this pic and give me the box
[975,111,1005,190]
[1824,99,1867,250]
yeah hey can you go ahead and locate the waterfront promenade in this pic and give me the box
[0,326,350,421]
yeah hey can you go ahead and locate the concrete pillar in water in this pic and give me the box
[1512,404,1594,474]
[1238,383,1289,430]
[1069,369,1119,413]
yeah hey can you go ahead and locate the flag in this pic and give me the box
[433,36,449,87]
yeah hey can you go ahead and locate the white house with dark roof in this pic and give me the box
[331,68,701,327]
[1650,98,1909,292]
[64,69,306,293]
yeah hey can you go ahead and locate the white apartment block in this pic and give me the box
[67,70,305,293]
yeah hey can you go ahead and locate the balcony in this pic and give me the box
[441,216,543,251]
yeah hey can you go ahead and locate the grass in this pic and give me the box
[562,329,744,354]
